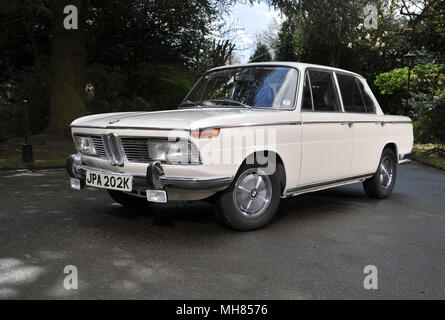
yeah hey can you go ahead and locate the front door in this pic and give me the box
[298,70,353,186]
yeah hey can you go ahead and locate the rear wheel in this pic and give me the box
[213,165,281,231]
[107,190,151,209]
[363,147,397,199]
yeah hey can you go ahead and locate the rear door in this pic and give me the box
[336,74,384,175]
[299,69,353,186]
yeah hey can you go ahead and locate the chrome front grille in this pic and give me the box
[103,133,126,166]
[90,136,107,158]
[120,137,150,162]
[76,134,200,165]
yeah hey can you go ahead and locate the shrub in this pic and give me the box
[375,63,445,143]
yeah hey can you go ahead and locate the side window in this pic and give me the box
[302,72,313,110]
[357,81,376,113]
[336,74,366,113]
[308,70,340,112]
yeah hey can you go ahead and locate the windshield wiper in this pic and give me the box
[209,99,251,109]
[178,100,199,108]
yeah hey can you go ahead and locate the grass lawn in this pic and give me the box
[0,134,75,169]
[413,144,445,170]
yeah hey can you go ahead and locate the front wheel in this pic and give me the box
[213,165,281,231]
[363,147,397,199]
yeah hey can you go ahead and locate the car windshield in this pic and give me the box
[181,66,299,110]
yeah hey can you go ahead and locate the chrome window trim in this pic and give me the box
[302,68,343,113]
[332,72,345,113]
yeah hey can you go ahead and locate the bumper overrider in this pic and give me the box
[399,151,415,164]
[67,154,233,203]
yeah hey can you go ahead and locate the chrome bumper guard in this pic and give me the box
[67,154,233,191]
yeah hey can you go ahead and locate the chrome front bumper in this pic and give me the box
[67,154,233,191]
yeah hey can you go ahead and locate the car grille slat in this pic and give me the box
[90,136,107,158]
[121,137,150,162]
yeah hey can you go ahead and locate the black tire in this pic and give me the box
[107,190,151,209]
[213,164,281,231]
[363,147,398,199]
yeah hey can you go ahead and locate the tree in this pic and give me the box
[212,39,236,67]
[249,43,272,62]
[49,0,87,132]
[273,17,299,61]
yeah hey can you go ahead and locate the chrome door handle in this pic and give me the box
[375,121,385,126]
[341,122,353,128]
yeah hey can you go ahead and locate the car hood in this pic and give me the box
[70,108,292,130]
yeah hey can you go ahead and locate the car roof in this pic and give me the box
[208,61,365,80]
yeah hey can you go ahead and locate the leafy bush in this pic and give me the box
[375,63,445,143]
[407,92,445,143]
[375,63,445,95]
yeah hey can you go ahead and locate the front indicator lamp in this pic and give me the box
[191,128,220,139]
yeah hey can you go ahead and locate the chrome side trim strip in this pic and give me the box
[384,121,412,124]
[286,173,374,194]
[196,121,301,130]
[302,121,348,124]
[302,121,412,125]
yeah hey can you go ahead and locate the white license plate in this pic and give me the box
[86,170,132,192]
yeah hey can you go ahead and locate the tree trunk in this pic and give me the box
[49,0,87,132]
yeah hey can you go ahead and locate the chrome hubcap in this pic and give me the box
[233,168,272,218]
[379,156,393,189]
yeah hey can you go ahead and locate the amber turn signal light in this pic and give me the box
[191,128,220,139]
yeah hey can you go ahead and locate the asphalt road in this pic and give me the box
[0,163,444,299]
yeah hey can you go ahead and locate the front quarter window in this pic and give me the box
[182,66,299,110]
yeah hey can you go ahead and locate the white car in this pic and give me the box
[67,62,414,230]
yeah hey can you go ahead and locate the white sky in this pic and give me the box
[228,2,283,63]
